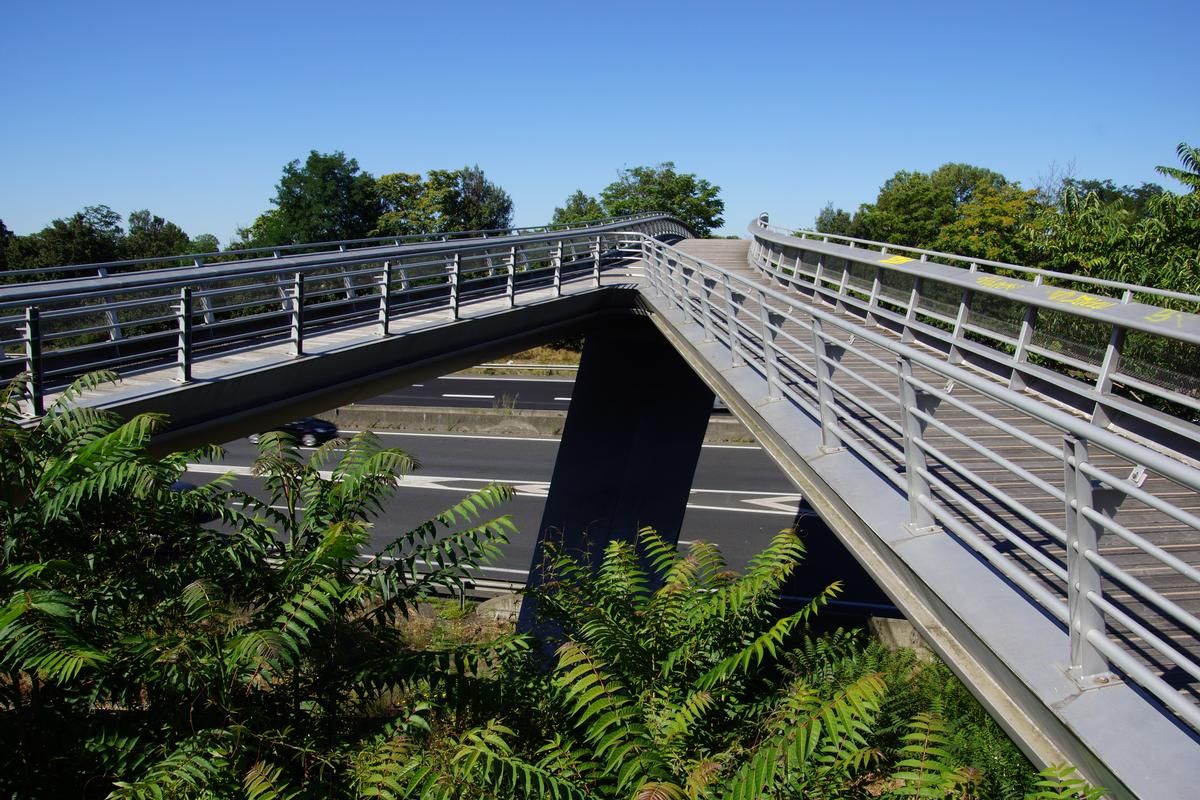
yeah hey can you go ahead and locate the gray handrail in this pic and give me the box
[758,219,1200,308]
[747,219,1200,436]
[631,229,1200,731]
[0,212,673,284]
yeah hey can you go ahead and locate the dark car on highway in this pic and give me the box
[249,417,339,447]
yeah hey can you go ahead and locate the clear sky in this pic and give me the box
[2,0,1196,243]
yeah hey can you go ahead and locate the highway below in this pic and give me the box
[186,429,807,586]
[366,374,577,410]
[184,373,892,609]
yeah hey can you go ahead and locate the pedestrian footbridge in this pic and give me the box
[3,214,1199,798]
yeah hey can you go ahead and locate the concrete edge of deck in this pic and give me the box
[635,285,1200,800]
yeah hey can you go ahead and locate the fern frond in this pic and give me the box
[243,760,299,800]
[108,730,231,799]
[891,711,970,798]
[1025,764,1104,800]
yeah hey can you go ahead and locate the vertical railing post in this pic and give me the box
[809,317,841,452]
[1062,435,1112,685]
[23,306,43,417]
[506,246,516,308]
[668,254,687,310]
[867,266,883,325]
[647,241,664,296]
[1092,325,1126,426]
[96,266,123,342]
[449,253,460,321]
[290,272,305,357]
[700,273,715,343]
[592,235,602,287]
[897,356,937,530]
[176,287,193,383]
[553,240,563,297]
[903,276,922,342]
[377,262,392,336]
[723,274,744,368]
[758,290,781,400]
[950,266,976,364]
[1010,289,1039,390]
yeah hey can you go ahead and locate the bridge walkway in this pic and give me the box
[671,239,1200,702]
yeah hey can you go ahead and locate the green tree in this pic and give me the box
[374,171,436,236]
[229,208,289,250]
[552,190,605,226]
[6,205,124,270]
[814,202,854,236]
[424,164,514,233]
[933,182,1041,264]
[0,219,11,271]
[187,233,220,254]
[1156,141,1200,193]
[270,150,380,244]
[600,162,725,236]
[852,163,1009,248]
[119,209,192,260]
[1059,178,1164,220]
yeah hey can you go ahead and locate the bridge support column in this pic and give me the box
[517,316,714,634]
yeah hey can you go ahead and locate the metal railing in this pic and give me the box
[0,212,672,285]
[760,220,1200,310]
[626,229,1200,730]
[748,220,1200,451]
[0,216,689,414]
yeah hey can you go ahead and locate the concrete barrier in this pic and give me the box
[329,403,755,444]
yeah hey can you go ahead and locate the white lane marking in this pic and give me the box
[553,397,572,401]
[189,465,795,517]
[691,488,801,497]
[684,503,795,517]
[412,384,424,387]
[744,495,807,513]
[441,375,575,384]
[335,429,762,450]
[442,393,494,399]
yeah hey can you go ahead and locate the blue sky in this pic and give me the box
[2,0,1196,242]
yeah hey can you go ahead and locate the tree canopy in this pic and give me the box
[268,150,381,244]
[3,206,220,274]
[1157,141,1200,193]
[552,190,605,227]
[814,145,1199,296]
[599,162,725,235]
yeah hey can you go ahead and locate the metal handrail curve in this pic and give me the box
[0,212,675,284]
[758,220,1200,308]
[630,230,1200,731]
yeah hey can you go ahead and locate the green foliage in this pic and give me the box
[3,205,219,275]
[0,372,520,798]
[599,162,725,235]
[5,204,124,270]
[0,373,1105,799]
[268,149,381,244]
[848,163,1009,248]
[375,171,435,236]
[1156,141,1200,193]
[932,182,1041,264]
[815,202,854,236]
[120,209,193,260]
[424,164,514,233]
[374,165,514,236]
[552,190,605,227]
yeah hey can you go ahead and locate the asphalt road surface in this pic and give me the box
[367,375,577,411]
[186,429,808,584]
